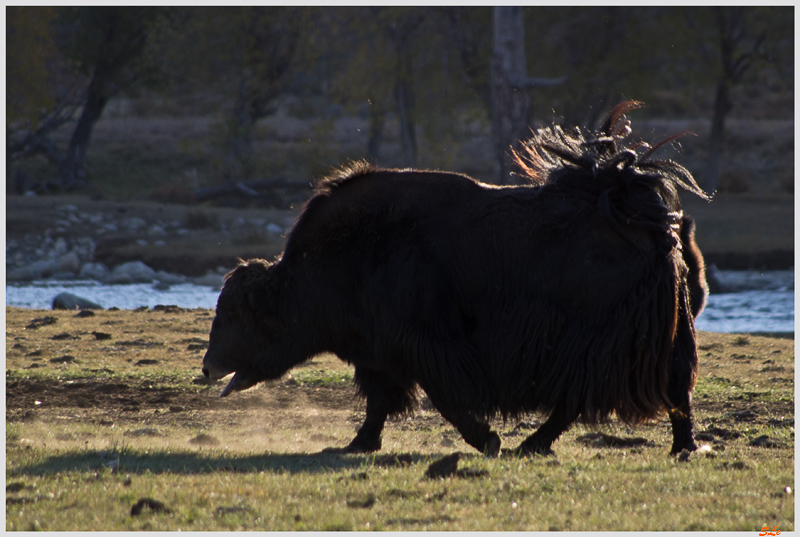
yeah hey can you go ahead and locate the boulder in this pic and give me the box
[122,216,147,232]
[7,259,55,281]
[79,262,110,281]
[154,270,189,285]
[192,271,223,288]
[54,252,82,274]
[50,272,78,281]
[52,292,104,310]
[107,261,157,284]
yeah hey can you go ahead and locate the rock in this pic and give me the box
[192,272,223,288]
[130,498,171,516]
[189,433,220,446]
[8,260,55,281]
[50,272,78,281]
[52,292,104,310]
[121,216,147,232]
[79,262,110,281]
[154,270,188,285]
[425,453,461,479]
[107,261,156,284]
[52,237,68,256]
[107,273,134,284]
[54,252,81,274]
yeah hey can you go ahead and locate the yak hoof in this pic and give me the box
[669,441,698,456]
[484,433,501,458]
[341,437,382,454]
[513,441,555,458]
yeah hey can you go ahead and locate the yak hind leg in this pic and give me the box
[668,404,698,456]
[514,406,579,457]
[667,310,700,456]
[666,361,698,455]
[338,367,416,454]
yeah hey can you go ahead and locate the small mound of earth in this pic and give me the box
[189,433,220,446]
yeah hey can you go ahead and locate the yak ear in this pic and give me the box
[239,260,278,318]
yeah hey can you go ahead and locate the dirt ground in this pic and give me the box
[5,306,795,457]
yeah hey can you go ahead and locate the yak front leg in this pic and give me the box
[435,405,501,457]
[340,367,416,453]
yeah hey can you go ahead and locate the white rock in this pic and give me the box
[122,216,147,232]
[7,260,55,281]
[266,223,283,235]
[108,261,156,283]
[79,262,110,281]
[192,272,223,288]
[154,270,188,285]
[55,252,81,274]
[52,237,68,256]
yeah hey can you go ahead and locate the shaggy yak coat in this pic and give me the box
[203,101,709,457]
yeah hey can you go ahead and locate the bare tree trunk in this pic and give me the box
[491,7,528,185]
[703,6,766,193]
[490,7,565,185]
[58,64,112,190]
[395,75,417,167]
[367,100,385,162]
[392,21,418,168]
[705,79,731,193]
[224,74,255,183]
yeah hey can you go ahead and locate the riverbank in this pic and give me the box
[5,189,794,285]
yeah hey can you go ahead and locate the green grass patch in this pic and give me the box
[290,368,353,388]
[6,442,794,531]
[5,311,794,531]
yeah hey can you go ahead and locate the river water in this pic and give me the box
[5,270,794,334]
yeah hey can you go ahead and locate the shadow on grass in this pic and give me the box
[9,450,422,477]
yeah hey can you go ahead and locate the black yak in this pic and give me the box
[202,101,709,457]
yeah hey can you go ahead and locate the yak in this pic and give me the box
[202,101,709,457]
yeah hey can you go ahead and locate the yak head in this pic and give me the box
[202,258,288,397]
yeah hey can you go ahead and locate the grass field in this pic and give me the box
[5,306,795,531]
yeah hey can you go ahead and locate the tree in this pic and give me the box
[326,7,431,167]
[6,7,83,193]
[52,7,166,190]
[157,7,304,184]
[700,8,770,192]
[490,7,565,184]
